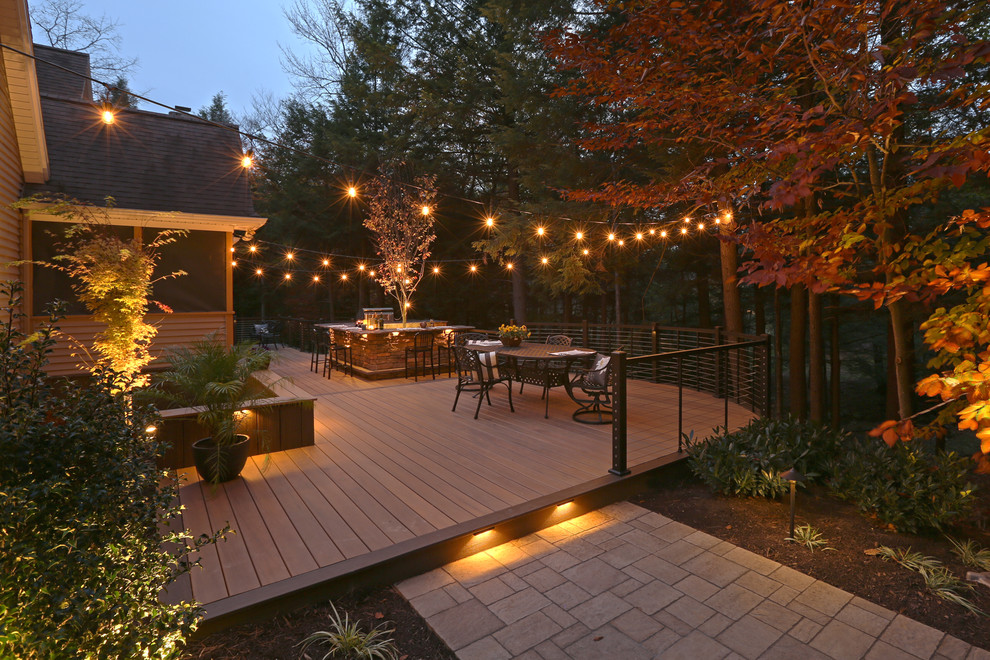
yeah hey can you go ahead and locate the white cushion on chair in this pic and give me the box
[478,351,496,366]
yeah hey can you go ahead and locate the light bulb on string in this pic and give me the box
[469,265,477,273]
[358,264,365,272]
[347,185,358,198]
[286,252,295,261]
[341,274,348,281]
[582,248,589,255]
[575,231,584,240]
[231,260,237,267]
[536,226,545,237]
[660,230,668,238]
[433,266,440,274]
[485,216,495,228]
[506,263,514,270]
[618,239,625,247]
[683,216,691,223]
[284,273,292,280]
[541,256,549,265]
[681,227,688,235]
[100,108,115,125]
[255,268,263,275]
[249,245,257,253]
[241,153,254,169]
[697,223,704,231]
[607,233,616,241]
[313,275,320,282]
[649,228,656,235]
[322,259,330,267]
[421,205,431,216]
[369,270,376,277]
[635,232,643,240]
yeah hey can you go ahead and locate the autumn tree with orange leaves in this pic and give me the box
[551,0,990,469]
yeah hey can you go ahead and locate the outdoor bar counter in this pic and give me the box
[317,323,474,379]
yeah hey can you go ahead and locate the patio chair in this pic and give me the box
[566,353,616,425]
[545,334,572,346]
[254,322,280,349]
[519,333,573,395]
[452,345,514,420]
[454,331,490,346]
[405,330,436,381]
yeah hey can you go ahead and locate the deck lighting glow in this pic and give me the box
[101,109,115,124]
[556,500,573,509]
[473,527,495,536]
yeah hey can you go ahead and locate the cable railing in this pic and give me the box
[607,338,771,476]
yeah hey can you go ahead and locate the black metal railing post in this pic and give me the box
[609,350,630,476]
[651,322,659,383]
[723,348,730,429]
[677,355,684,452]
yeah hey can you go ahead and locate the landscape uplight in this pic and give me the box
[781,468,805,539]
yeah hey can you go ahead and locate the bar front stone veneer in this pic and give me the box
[325,324,474,379]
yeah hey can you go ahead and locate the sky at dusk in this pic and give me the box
[36,0,315,120]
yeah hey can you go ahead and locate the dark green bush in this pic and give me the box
[686,417,847,498]
[689,415,976,534]
[0,282,219,658]
[825,439,975,534]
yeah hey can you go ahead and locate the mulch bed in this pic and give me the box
[182,462,990,657]
[631,461,990,651]
[181,587,456,660]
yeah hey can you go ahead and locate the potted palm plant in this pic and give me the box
[155,334,274,483]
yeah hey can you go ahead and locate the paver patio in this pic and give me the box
[398,503,990,660]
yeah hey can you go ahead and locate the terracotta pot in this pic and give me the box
[192,434,250,483]
[500,337,522,347]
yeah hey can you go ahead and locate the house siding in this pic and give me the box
[0,47,24,283]
[31,312,231,377]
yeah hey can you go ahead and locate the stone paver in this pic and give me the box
[402,503,981,659]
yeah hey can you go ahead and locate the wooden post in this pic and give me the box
[582,319,590,349]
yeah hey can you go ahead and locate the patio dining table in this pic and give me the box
[464,340,596,418]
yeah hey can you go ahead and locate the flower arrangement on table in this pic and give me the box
[498,324,530,346]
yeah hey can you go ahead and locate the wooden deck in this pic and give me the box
[166,347,757,626]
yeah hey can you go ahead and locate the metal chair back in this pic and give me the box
[546,334,572,346]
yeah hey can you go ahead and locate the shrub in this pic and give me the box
[826,439,975,534]
[0,281,220,658]
[686,417,847,498]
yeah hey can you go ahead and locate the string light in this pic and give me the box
[433,266,440,274]
[485,216,495,227]
[618,239,625,246]
[536,226,545,236]
[697,223,704,230]
[241,153,253,169]
[341,273,348,281]
[635,232,643,240]
[286,252,295,261]
[649,228,656,235]
[681,227,688,235]
[9,42,742,242]
[683,217,691,223]
[575,231,584,240]
[230,246,235,252]
[231,260,237,267]
[582,248,589,255]
[660,230,668,238]
[249,245,257,252]
[284,273,292,280]
[607,233,616,241]
[358,264,365,271]
[369,270,376,277]
[255,268,263,275]
[313,275,320,282]
[322,258,330,266]
[541,256,549,265]
[469,265,477,272]
[506,263,514,269]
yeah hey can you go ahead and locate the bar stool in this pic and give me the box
[436,330,456,377]
[328,328,353,376]
[310,326,329,373]
[405,330,436,381]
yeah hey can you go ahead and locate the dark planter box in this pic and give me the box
[156,396,316,470]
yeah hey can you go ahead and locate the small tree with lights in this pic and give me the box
[363,167,438,326]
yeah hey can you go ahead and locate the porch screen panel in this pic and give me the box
[151,229,225,312]
[31,221,133,315]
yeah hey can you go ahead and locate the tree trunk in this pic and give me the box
[511,264,527,324]
[327,280,335,322]
[789,284,807,420]
[809,290,825,423]
[719,223,743,334]
[830,295,841,426]
[774,288,783,418]
[695,269,712,328]
[563,292,572,324]
[754,286,766,335]
[888,300,914,420]
[613,271,622,324]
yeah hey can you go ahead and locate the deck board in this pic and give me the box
[171,347,757,607]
